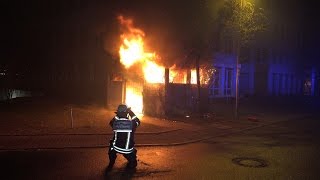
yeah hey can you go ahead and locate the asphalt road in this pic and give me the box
[1,118,320,180]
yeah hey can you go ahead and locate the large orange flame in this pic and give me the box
[125,86,143,114]
[118,15,157,74]
[143,61,165,83]
[117,16,209,114]
[118,16,164,114]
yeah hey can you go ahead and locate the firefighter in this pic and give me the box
[107,104,140,170]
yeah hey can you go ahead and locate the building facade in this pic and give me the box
[209,0,320,99]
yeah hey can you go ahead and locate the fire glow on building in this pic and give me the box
[117,16,209,114]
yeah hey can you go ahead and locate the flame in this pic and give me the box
[143,61,165,83]
[119,37,144,68]
[125,87,143,114]
[118,16,163,114]
[118,15,156,70]
[117,16,210,114]
[191,69,197,84]
[119,36,156,69]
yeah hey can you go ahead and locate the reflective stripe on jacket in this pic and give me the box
[109,115,140,154]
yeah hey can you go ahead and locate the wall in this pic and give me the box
[0,89,32,101]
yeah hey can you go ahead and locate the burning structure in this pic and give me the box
[107,16,213,117]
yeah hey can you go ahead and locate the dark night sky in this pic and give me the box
[2,1,210,67]
[1,0,319,69]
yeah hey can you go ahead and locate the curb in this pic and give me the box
[0,129,182,137]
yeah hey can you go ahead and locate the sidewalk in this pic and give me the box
[1,112,311,151]
[0,115,199,150]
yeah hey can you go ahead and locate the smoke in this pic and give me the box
[102,0,215,68]
[101,15,185,68]
[118,15,145,37]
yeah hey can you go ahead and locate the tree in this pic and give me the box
[217,0,268,119]
[0,67,16,101]
[162,0,217,113]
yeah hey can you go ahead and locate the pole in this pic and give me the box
[235,42,240,120]
[165,68,169,115]
[196,54,201,113]
[122,78,127,104]
[186,69,192,109]
[70,107,74,128]
[186,69,191,84]
[106,74,110,108]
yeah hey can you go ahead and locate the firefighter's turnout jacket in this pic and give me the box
[109,112,140,154]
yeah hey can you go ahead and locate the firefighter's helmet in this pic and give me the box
[116,104,130,113]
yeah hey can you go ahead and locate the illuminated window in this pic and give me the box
[209,67,221,96]
[304,79,312,95]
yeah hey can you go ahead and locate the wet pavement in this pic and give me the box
[1,117,320,180]
[0,113,312,150]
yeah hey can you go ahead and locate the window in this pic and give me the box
[214,68,220,95]
[240,47,250,63]
[279,73,284,95]
[279,55,283,64]
[224,38,233,54]
[254,48,269,64]
[272,73,280,95]
[284,74,288,95]
[209,67,220,96]
[225,68,233,96]
[255,48,261,63]
[289,74,294,95]
[303,79,312,95]
[292,76,297,95]
[261,48,269,64]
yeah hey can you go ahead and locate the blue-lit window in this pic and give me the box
[225,68,233,96]
[209,67,221,96]
[289,75,294,95]
[284,74,288,95]
[272,73,280,95]
[303,79,312,95]
[279,74,284,95]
